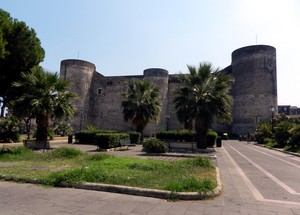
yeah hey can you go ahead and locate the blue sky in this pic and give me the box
[1,0,300,106]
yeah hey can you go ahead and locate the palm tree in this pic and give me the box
[12,67,77,142]
[174,62,232,149]
[121,80,160,142]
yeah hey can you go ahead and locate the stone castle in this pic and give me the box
[60,45,277,135]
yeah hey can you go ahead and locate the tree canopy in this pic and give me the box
[121,80,161,141]
[0,9,45,117]
[12,68,77,142]
[174,62,232,148]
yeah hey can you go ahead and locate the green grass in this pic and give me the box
[0,147,217,193]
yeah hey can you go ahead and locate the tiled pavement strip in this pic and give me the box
[0,140,300,214]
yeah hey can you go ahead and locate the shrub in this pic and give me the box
[118,133,130,140]
[263,138,277,147]
[156,130,195,142]
[74,129,118,144]
[95,133,121,149]
[207,131,218,147]
[0,115,21,143]
[47,128,55,140]
[74,130,129,149]
[129,132,141,144]
[286,125,300,152]
[75,130,99,144]
[156,130,176,141]
[0,131,20,143]
[273,121,293,148]
[256,122,272,144]
[178,130,195,142]
[142,138,168,153]
[0,146,14,155]
[54,122,72,136]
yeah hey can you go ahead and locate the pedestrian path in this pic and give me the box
[1,140,300,214]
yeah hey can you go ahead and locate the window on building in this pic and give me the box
[97,88,102,95]
[107,81,113,86]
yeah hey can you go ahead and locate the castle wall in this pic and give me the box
[60,44,278,136]
[231,45,277,135]
[88,74,143,132]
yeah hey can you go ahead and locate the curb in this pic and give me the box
[254,143,300,157]
[145,152,217,159]
[74,167,222,200]
[0,167,222,201]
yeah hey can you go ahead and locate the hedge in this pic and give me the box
[207,131,218,147]
[74,130,99,144]
[156,130,218,147]
[74,130,129,149]
[129,132,141,144]
[156,130,195,142]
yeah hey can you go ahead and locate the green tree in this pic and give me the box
[274,121,294,148]
[0,9,45,117]
[256,121,273,144]
[0,9,11,59]
[0,114,21,143]
[9,90,35,139]
[287,125,300,152]
[12,67,77,142]
[121,80,160,141]
[174,62,232,149]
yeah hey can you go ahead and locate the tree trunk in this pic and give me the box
[195,118,208,149]
[136,124,144,144]
[36,114,49,142]
[24,118,31,139]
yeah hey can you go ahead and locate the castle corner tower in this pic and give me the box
[231,45,277,135]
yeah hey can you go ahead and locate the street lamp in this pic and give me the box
[270,106,275,133]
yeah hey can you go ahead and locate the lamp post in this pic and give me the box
[270,106,275,133]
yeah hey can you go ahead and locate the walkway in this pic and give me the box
[0,140,300,214]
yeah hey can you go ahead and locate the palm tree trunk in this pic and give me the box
[24,118,31,139]
[36,114,49,142]
[195,118,208,149]
[136,125,144,143]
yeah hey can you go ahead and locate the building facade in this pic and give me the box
[60,45,278,135]
[278,105,300,116]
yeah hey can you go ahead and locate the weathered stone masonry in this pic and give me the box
[60,45,277,135]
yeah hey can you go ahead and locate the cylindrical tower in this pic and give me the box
[143,68,169,136]
[231,45,277,135]
[60,59,96,131]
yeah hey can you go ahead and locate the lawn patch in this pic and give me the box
[0,147,217,194]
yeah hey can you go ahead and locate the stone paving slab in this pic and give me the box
[2,180,299,215]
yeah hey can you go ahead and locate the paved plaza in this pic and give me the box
[1,140,300,214]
